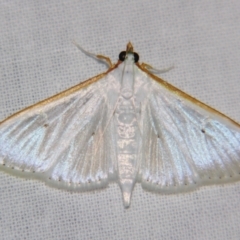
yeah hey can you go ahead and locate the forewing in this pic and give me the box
[0,74,119,190]
[140,75,240,193]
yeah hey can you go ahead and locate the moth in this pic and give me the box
[0,42,239,208]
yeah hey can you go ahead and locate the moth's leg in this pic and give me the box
[141,62,174,74]
[72,40,113,68]
[95,55,113,68]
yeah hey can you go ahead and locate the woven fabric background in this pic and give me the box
[0,1,240,239]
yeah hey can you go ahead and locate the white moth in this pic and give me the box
[0,42,240,208]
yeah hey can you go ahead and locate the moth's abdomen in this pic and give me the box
[115,95,140,207]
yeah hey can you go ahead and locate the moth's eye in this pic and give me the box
[119,51,126,61]
[134,52,139,63]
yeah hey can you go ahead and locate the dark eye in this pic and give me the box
[119,51,126,61]
[134,52,139,63]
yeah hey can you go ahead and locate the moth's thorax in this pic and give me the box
[120,54,135,95]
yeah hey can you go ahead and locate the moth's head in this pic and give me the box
[118,42,139,63]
